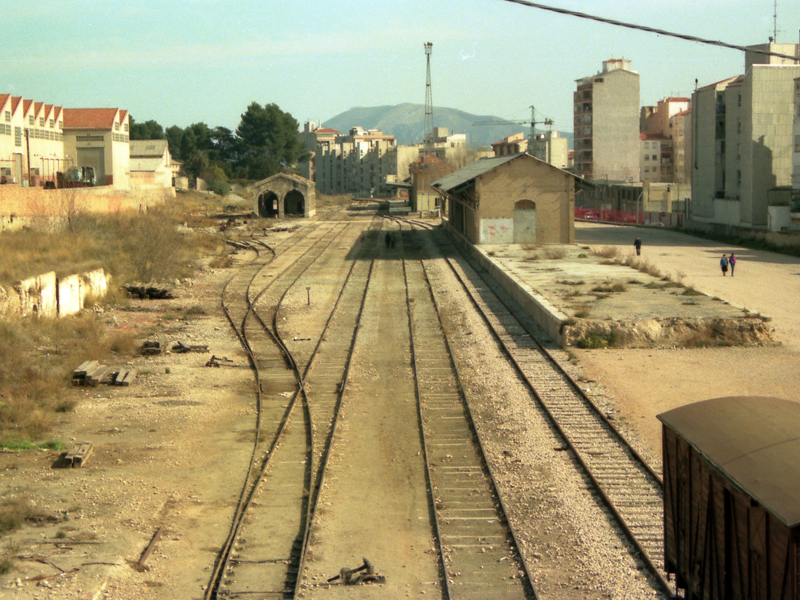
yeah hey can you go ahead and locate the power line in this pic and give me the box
[498,0,800,62]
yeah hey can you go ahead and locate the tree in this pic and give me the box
[129,118,165,140]
[235,103,309,179]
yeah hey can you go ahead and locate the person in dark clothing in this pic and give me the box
[729,253,737,276]
[385,232,391,248]
[720,254,729,276]
[633,237,642,256]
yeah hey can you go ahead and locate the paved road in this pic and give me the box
[576,222,800,351]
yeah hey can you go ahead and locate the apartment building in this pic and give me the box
[640,97,691,184]
[573,59,640,182]
[420,127,467,161]
[298,121,340,180]
[692,40,800,229]
[793,77,800,206]
[314,127,419,197]
[491,132,528,156]
[532,130,569,169]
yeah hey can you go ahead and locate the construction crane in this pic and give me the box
[473,105,554,132]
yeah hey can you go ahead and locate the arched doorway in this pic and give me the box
[258,191,279,217]
[284,190,305,216]
[513,199,536,243]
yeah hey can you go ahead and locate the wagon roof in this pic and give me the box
[658,396,800,528]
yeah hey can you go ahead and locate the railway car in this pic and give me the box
[658,396,800,600]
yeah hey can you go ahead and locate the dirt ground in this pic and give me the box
[571,222,800,466]
[2,217,799,598]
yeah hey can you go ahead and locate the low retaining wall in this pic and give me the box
[443,221,568,347]
[0,185,174,232]
[2,268,110,319]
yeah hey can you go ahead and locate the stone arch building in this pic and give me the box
[253,172,316,219]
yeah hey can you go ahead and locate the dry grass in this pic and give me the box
[0,193,229,441]
[593,246,621,260]
[0,496,49,534]
[316,193,353,208]
[0,313,139,439]
[543,247,567,260]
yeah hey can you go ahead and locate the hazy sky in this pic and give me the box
[3,1,798,138]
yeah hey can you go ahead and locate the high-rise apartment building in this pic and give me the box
[692,40,800,228]
[573,59,640,182]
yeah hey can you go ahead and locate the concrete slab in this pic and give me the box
[448,224,772,349]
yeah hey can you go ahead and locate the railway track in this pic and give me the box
[206,211,670,598]
[401,222,537,599]
[400,217,672,595]
[207,219,383,599]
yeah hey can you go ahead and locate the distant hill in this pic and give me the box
[321,103,572,150]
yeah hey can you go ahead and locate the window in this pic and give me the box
[49,119,54,128]
[114,122,119,131]
[39,117,44,127]
[652,155,657,160]
[4,111,9,122]
[29,115,34,125]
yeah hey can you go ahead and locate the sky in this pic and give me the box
[3,1,799,139]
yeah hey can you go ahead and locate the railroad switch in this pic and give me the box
[327,558,385,585]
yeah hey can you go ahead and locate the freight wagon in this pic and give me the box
[658,396,800,600]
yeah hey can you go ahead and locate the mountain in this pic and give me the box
[321,103,572,149]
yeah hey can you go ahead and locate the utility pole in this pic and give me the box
[424,42,434,147]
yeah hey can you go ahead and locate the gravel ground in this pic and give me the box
[3,215,797,598]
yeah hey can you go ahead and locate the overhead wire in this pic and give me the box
[498,0,800,62]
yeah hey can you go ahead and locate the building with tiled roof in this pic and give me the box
[1,94,131,189]
[63,107,130,188]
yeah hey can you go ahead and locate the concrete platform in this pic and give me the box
[445,224,772,349]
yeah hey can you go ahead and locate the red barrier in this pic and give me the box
[575,208,683,228]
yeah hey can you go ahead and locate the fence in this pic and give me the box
[575,207,684,228]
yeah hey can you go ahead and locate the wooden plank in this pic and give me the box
[64,442,93,468]
[138,526,164,569]
[120,369,137,387]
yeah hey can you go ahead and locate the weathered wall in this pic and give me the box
[3,268,110,319]
[15,271,58,318]
[477,156,575,245]
[0,184,172,231]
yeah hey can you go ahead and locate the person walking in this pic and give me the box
[729,252,737,276]
[720,254,729,276]
[634,236,642,256]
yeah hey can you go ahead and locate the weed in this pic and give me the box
[487,251,496,257]
[682,288,703,297]
[558,280,585,286]
[592,282,627,293]
[55,530,67,539]
[0,440,64,452]
[184,305,206,318]
[575,311,590,318]
[0,559,12,575]
[576,330,620,349]
[0,497,40,534]
[543,247,567,260]
[165,367,171,374]
[578,253,588,258]
[594,246,620,260]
